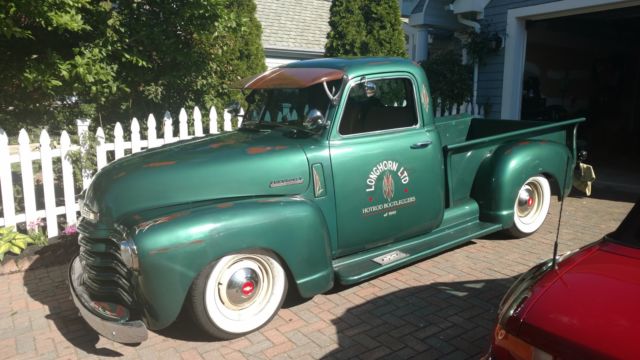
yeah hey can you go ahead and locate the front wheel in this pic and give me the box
[188,251,288,339]
[507,175,551,238]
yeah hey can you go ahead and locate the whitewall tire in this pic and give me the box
[189,251,287,339]
[508,175,551,238]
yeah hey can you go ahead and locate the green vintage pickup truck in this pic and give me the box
[70,57,583,343]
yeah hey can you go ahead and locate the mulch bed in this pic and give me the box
[0,235,79,275]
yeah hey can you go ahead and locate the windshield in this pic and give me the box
[243,80,341,130]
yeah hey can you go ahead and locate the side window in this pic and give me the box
[339,77,418,135]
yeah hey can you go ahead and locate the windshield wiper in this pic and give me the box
[238,121,275,132]
[258,122,286,128]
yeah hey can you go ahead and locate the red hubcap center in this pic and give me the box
[241,281,255,296]
[527,197,534,207]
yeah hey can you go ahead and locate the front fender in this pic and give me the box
[472,140,573,227]
[122,196,333,330]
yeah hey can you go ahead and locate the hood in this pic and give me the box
[519,241,640,359]
[84,130,310,223]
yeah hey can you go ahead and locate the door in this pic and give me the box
[329,75,445,256]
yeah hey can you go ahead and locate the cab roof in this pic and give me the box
[237,57,423,90]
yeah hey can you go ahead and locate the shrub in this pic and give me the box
[0,226,34,262]
[421,50,472,112]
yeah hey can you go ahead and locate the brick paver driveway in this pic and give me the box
[0,195,635,359]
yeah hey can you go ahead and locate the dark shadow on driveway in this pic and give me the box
[321,276,518,359]
[22,236,125,357]
[156,307,220,342]
[572,186,639,203]
[162,242,479,344]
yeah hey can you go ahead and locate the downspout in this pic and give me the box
[457,14,480,33]
[457,15,480,108]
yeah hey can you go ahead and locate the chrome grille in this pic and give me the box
[78,235,134,307]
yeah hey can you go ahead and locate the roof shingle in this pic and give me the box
[255,0,331,53]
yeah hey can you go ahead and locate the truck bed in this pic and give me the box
[436,115,560,147]
[435,115,584,207]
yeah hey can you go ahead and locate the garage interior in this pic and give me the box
[522,6,640,196]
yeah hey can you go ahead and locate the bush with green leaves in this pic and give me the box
[0,227,34,262]
[460,24,501,66]
[1,0,265,134]
[326,0,407,57]
[421,50,472,113]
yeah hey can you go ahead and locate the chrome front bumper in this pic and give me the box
[68,256,148,344]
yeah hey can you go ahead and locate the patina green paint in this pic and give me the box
[84,131,312,223]
[77,57,585,333]
[472,139,576,227]
[436,117,582,208]
[119,197,333,330]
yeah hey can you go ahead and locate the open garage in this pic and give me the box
[522,6,640,174]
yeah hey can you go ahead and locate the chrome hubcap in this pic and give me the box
[205,253,286,334]
[222,267,261,310]
[516,183,541,223]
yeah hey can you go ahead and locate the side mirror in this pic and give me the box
[303,109,325,130]
[364,81,377,97]
[226,101,243,117]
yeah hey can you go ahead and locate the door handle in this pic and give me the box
[410,140,432,149]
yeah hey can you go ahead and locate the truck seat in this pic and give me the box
[362,105,415,133]
[339,99,363,135]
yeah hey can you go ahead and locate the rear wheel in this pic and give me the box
[188,251,288,339]
[508,175,551,238]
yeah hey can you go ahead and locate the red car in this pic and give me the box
[487,200,640,360]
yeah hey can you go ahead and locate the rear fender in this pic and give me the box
[472,140,573,227]
[123,197,333,330]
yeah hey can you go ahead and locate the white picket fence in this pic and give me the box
[93,106,240,173]
[0,105,239,239]
[0,128,78,238]
[435,100,484,118]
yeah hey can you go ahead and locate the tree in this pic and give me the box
[361,1,406,57]
[0,0,266,133]
[325,0,366,57]
[325,0,406,58]
[0,0,127,133]
[110,0,266,122]
[228,0,267,87]
[200,0,267,109]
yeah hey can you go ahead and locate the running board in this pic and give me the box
[333,221,502,285]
